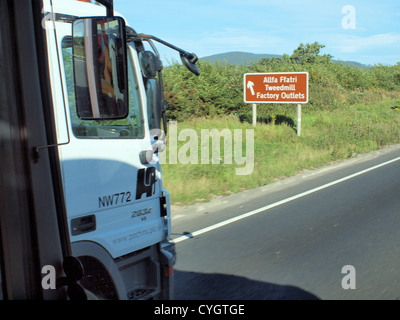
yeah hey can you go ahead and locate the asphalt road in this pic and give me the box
[170,145,400,300]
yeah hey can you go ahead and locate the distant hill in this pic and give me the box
[200,52,281,65]
[200,51,367,68]
[334,60,367,68]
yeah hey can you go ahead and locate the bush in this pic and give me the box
[162,44,400,122]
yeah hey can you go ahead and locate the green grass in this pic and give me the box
[161,97,400,205]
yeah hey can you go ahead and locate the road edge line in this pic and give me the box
[171,156,400,244]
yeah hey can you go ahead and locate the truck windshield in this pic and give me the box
[62,37,144,139]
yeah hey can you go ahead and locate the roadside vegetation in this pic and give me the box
[161,42,400,205]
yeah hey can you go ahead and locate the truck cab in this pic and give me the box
[40,0,198,299]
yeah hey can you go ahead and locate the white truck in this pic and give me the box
[40,0,199,299]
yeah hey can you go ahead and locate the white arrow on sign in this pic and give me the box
[247,81,255,95]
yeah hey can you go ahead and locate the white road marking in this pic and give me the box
[171,156,400,244]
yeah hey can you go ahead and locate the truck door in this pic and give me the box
[46,15,166,259]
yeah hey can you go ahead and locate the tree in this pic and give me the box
[290,42,332,64]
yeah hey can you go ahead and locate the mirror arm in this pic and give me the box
[96,0,114,17]
[131,33,197,63]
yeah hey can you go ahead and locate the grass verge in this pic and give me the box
[161,97,400,206]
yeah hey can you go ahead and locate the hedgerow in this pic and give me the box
[162,42,400,121]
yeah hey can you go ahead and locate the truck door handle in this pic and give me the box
[71,215,96,236]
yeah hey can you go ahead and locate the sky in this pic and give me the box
[113,0,400,66]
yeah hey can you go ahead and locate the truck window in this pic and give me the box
[62,37,144,139]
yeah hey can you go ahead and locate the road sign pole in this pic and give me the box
[252,103,257,127]
[297,103,301,136]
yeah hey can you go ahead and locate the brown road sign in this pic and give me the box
[244,72,308,104]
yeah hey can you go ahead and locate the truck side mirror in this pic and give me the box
[72,16,129,120]
[180,53,200,76]
[139,51,162,79]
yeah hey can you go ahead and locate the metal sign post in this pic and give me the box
[252,103,257,127]
[297,103,301,136]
